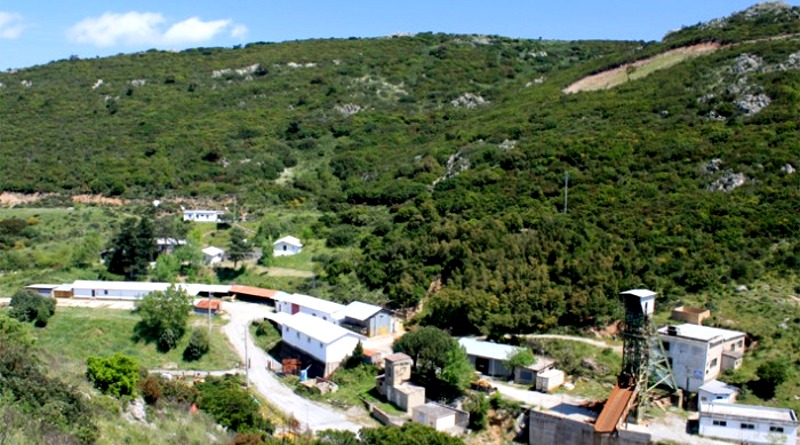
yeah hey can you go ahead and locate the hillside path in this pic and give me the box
[222,301,374,433]
[524,334,622,354]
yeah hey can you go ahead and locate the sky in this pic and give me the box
[1,1,798,70]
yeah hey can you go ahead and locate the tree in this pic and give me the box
[86,353,140,398]
[134,284,192,352]
[228,227,251,268]
[505,347,536,370]
[754,358,792,399]
[196,375,270,432]
[106,217,157,280]
[183,328,210,361]
[462,392,489,431]
[343,341,365,369]
[393,326,474,400]
[8,289,56,327]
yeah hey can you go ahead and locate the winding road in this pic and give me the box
[221,301,374,433]
[524,334,623,354]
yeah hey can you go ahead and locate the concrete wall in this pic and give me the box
[529,410,651,445]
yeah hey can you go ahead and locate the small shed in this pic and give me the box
[25,284,59,297]
[514,356,557,385]
[194,299,222,315]
[412,403,458,431]
[202,246,225,265]
[698,380,738,409]
[671,305,711,325]
[340,301,394,337]
[535,369,565,393]
[273,236,303,257]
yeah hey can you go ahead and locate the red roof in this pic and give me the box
[230,285,279,299]
[195,300,222,310]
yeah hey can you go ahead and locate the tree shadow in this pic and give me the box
[131,321,175,353]
[215,267,245,282]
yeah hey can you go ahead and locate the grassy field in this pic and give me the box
[35,308,241,375]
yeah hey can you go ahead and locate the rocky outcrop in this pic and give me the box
[450,93,488,109]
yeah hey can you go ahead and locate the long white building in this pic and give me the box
[700,402,797,445]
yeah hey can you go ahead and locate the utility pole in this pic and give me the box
[207,295,212,333]
[244,327,250,388]
[563,171,569,214]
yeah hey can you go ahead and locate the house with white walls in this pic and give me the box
[273,236,303,256]
[202,246,225,265]
[280,312,364,377]
[658,323,745,392]
[183,209,224,223]
[699,402,797,444]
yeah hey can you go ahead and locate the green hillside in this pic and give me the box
[1,3,800,336]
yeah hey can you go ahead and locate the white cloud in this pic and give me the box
[231,24,248,39]
[67,11,244,47]
[0,12,25,39]
[163,17,230,44]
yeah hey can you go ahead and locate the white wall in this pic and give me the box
[281,324,359,365]
[699,416,797,445]
[73,287,152,300]
[273,242,302,257]
[275,300,340,323]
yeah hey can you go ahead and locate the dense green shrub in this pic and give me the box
[183,328,211,361]
[86,352,140,398]
[8,288,56,327]
[196,375,272,433]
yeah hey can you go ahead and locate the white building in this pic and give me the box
[698,380,739,409]
[458,337,526,378]
[275,293,346,324]
[70,280,230,300]
[202,246,225,265]
[273,236,303,257]
[280,312,364,377]
[699,402,797,445]
[183,209,223,223]
[659,323,745,392]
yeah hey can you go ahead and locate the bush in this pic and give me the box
[8,289,56,327]
[86,353,140,398]
[463,393,489,431]
[183,328,210,361]
[196,375,271,433]
[139,376,162,405]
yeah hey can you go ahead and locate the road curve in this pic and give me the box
[221,301,373,433]
[525,334,623,354]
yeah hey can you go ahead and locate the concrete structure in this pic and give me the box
[280,312,364,377]
[339,301,394,337]
[376,353,425,414]
[514,356,557,385]
[670,305,711,325]
[698,380,738,409]
[535,369,566,393]
[411,402,464,432]
[529,409,651,445]
[273,236,303,257]
[183,209,223,223]
[699,402,797,445]
[275,293,346,324]
[458,337,525,378]
[659,323,745,392]
[202,246,225,265]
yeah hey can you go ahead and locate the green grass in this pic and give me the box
[35,308,241,375]
[288,365,381,410]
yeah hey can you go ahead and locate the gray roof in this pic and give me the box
[413,402,457,419]
[458,337,523,362]
[659,323,744,342]
[698,380,739,396]
[701,402,797,424]
[620,289,656,299]
[342,301,383,321]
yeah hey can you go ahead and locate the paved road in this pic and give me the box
[222,301,374,433]
[525,334,623,354]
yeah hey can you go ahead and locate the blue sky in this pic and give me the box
[1,1,797,70]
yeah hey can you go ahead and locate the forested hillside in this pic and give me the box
[2,3,800,336]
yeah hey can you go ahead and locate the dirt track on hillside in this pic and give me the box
[563,43,721,93]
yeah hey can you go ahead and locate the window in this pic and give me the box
[307,337,310,343]
[296,332,300,338]
[319,341,323,347]
[663,341,670,351]
[710,358,718,368]
[712,420,727,427]
[770,426,784,433]
[740,423,754,430]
